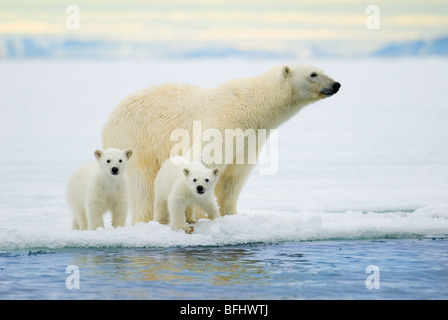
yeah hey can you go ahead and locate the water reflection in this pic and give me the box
[70,246,281,284]
[8,240,446,299]
[66,244,316,298]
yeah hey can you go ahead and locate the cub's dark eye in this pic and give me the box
[310,72,318,78]
[107,160,111,163]
[193,179,197,182]
[205,179,209,183]
[119,159,122,163]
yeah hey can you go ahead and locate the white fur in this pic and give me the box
[102,64,340,223]
[66,148,133,230]
[154,156,220,233]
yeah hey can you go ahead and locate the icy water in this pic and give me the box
[1,239,447,300]
[1,58,448,299]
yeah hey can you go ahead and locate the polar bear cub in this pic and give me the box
[66,148,133,230]
[154,156,220,233]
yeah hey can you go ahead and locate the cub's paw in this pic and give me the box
[184,226,194,234]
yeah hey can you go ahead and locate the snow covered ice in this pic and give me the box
[1,58,448,250]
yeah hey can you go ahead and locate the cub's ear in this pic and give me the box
[282,65,290,78]
[212,168,220,177]
[94,150,103,159]
[124,149,133,160]
[183,168,190,177]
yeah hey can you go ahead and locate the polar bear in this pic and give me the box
[102,64,340,224]
[154,156,220,233]
[66,148,133,230]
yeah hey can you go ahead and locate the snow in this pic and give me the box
[1,58,448,250]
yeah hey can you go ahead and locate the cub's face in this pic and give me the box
[183,166,220,197]
[94,148,133,176]
[282,64,341,103]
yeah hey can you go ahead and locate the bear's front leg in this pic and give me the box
[128,162,155,224]
[86,200,106,230]
[198,200,220,220]
[167,197,194,234]
[71,207,88,230]
[111,200,128,228]
[215,163,255,216]
[154,195,169,225]
[185,206,196,223]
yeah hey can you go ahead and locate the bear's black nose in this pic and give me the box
[332,82,341,93]
[196,185,204,193]
[111,167,119,175]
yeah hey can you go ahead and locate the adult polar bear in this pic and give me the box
[102,64,341,224]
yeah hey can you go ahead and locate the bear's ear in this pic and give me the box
[124,149,133,160]
[183,168,190,177]
[282,65,290,78]
[212,168,219,177]
[94,150,103,159]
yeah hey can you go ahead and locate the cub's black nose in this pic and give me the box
[111,167,119,175]
[196,185,204,193]
[332,82,341,93]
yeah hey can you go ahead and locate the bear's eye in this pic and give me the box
[107,160,111,163]
[205,179,209,183]
[310,72,318,78]
[119,159,122,163]
[193,179,197,182]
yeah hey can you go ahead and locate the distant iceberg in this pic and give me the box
[1,35,448,60]
[373,36,448,57]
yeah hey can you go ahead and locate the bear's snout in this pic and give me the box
[196,185,204,194]
[320,81,341,96]
[111,167,119,175]
[332,82,341,93]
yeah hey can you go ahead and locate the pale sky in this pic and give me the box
[1,0,448,52]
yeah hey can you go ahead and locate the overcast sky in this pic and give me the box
[1,0,448,51]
